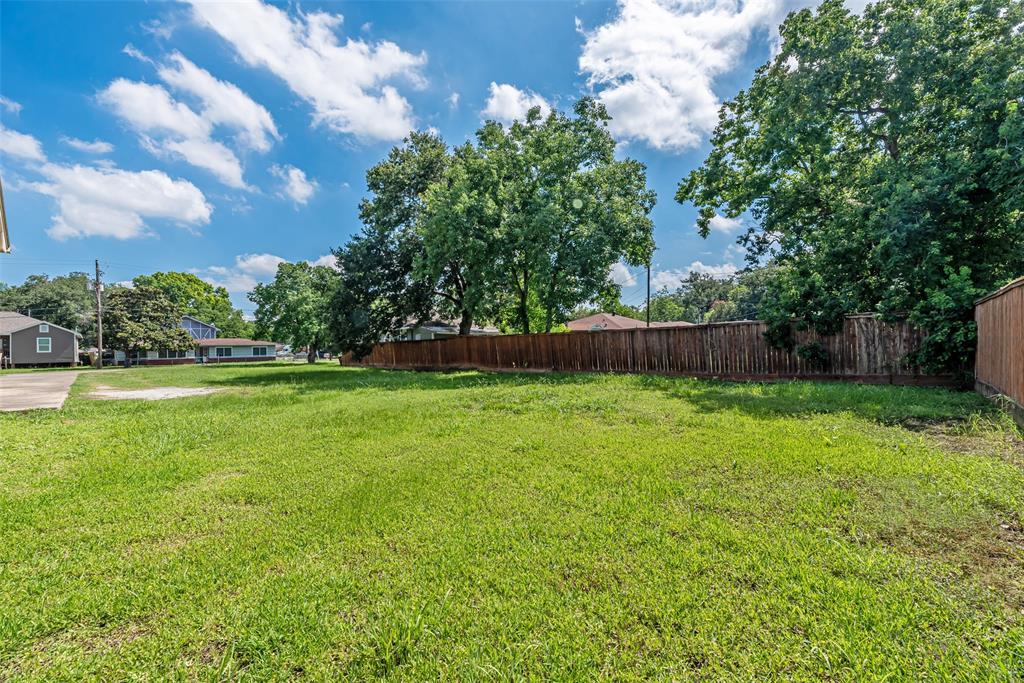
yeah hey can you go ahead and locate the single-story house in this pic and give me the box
[567,313,695,332]
[196,338,277,362]
[114,315,220,365]
[389,318,501,341]
[0,312,81,367]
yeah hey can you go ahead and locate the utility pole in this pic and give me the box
[646,261,651,328]
[94,259,103,368]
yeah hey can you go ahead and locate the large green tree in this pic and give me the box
[677,0,1024,372]
[423,98,656,334]
[104,285,194,366]
[327,132,447,357]
[0,272,98,345]
[250,262,337,362]
[132,271,252,338]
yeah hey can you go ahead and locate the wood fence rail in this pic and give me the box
[975,276,1024,426]
[342,314,954,386]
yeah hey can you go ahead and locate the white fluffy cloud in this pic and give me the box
[199,252,337,293]
[61,136,115,154]
[234,252,287,277]
[482,82,550,124]
[579,0,809,150]
[99,78,247,187]
[99,53,278,188]
[652,260,739,290]
[0,125,45,161]
[28,162,211,240]
[609,261,637,287]
[188,0,427,141]
[99,78,208,139]
[270,164,318,205]
[308,253,339,270]
[708,214,742,234]
[201,268,259,294]
[0,96,22,114]
[157,52,280,152]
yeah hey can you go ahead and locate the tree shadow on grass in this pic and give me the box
[632,374,994,426]
[203,365,603,395]
[203,363,1002,430]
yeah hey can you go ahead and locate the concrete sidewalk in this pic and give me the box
[0,371,82,411]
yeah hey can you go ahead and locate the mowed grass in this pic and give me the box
[1,363,1022,681]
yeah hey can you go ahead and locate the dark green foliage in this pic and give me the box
[329,100,657,356]
[677,0,1024,372]
[250,262,337,362]
[909,267,987,375]
[796,341,830,368]
[103,285,193,364]
[327,132,446,358]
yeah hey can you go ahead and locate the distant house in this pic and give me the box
[196,338,277,362]
[113,315,226,365]
[567,313,695,332]
[390,319,501,341]
[0,312,81,368]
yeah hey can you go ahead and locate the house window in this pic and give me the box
[252,346,268,356]
[39,324,49,332]
[215,347,233,358]
[36,337,52,353]
[158,349,186,359]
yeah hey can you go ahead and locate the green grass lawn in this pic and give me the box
[1,364,1022,680]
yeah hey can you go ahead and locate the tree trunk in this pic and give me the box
[517,270,530,334]
[307,344,318,363]
[516,286,532,333]
[544,265,561,333]
[459,310,473,335]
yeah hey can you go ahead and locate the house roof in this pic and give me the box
[400,318,500,335]
[649,320,695,328]
[568,313,647,331]
[196,337,275,346]
[0,311,82,337]
[567,313,694,331]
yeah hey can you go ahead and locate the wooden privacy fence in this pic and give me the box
[975,276,1024,426]
[343,314,954,386]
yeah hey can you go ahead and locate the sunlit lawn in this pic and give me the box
[1,363,1021,680]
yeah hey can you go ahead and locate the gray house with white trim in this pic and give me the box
[0,312,81,367]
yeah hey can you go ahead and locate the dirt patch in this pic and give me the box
[90,385,220,401]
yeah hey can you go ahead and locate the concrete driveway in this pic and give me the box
[0,371,82,411]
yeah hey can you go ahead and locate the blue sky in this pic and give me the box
[0,0,847,314]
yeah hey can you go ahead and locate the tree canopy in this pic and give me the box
[250,262,337,362]
[103,285,193,364]
[677,0,1024,371]
[329,98,657,357]
[327,131,445,358]
[132,271,252,338]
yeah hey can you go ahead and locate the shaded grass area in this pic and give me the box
[1,363,1021,680]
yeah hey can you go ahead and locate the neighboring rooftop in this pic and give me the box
[401,319,501,336]
[0,311,82,337]
[196,338,276,347]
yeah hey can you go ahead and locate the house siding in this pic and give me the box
[10,325,78,366]
[200,345,276,362]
